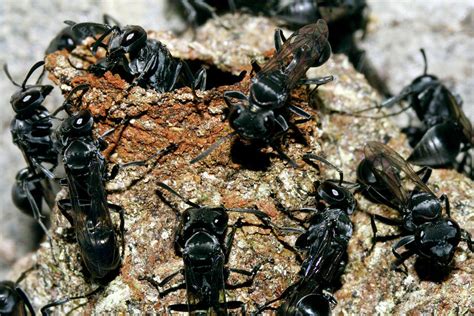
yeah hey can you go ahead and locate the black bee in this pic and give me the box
[143,182,270,315]
[258,155,355,315]
[275,0,368,48]
[174,0,280,30]
[53,104,124,280]
[273,0,389,96]
[0,268,35,316]
[357,141,472,272]
[5,61,58,243]
[70,22,206,94]
[388,50,473,178]
[359,50,473,178]
[192,20,333,166]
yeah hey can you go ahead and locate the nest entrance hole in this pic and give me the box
[185,59,246,89]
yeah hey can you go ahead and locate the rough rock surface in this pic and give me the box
[9,14,473,314]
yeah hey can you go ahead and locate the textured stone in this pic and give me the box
[8,14,473,315]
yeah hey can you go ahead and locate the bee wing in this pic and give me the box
[445,88,473,145]
[365,142,435,204]
[184,258,227,314]
[71,22,109,39]
[260,20,330,90]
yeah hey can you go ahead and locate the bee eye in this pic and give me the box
[59,34,76,50]
[121,28,145,47]
[19,91,40,108]
[229,106,244,122]
[121,31,137,46]
[263,115,274,129]
[74,117,84,128]
[327,186,344,202]
[213,214,226,228]
[65,36,75,48]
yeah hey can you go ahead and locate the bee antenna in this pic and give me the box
[21,61,46,89]
[3,64,22,87]
[420,48,428,75]
[190,132,237,164]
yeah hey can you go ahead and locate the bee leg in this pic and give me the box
[225,263,263,289]
[251,60,261,74]
[168,303,196,314]
[274,28,287,52]
[15,287,35,315]
[128,54,157,90]
[180,60,206,99]
[224,90,248,107]
[108,203,125,259]
[57,198,75,227]
[415,166,432,184]
[40,287,102,315]
[460,229,473,251]
[270,192,308,226]
[391,236,415,274]
[141,271,186,298]
[288,104,312,119]
[438,194,451,217]
[256,281,300,314]
[300,75,334,87]
[193,66,207,91]
[369,214,403,253]
[108,144,177,180]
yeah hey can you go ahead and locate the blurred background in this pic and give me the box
[0,0,472,279]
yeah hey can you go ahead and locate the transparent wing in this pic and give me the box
[259,20,330,89]
[445,88,473,145]
[71,22,108,39]
[365,141,434,207]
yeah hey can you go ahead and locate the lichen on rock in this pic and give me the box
[10,13,473,315]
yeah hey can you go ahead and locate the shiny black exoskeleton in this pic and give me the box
[259,155,355,315]
[45,14,120,55]
[0,281,34,315]
[175,0,279,30]
[5,61,58,237]
[45,21,82,55]
[275,0,368,50]
[381,50,473,177]
[70,21,206,94]
[144,182,269,315]
[193,20,332,165]
[274,1,386,95]
[0,267,36,316]
[70,22,147,76]
[55,107,124,280]
[357,141,473,272]
[126,38,206,93]
[226,20,331,142]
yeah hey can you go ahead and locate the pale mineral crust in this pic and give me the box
[10,14,473,315]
